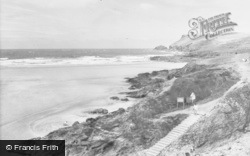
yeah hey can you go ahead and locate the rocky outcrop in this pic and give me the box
[110,96,119,100]
[127,64,239,120]
[90,108,109,114]
[154,45,168,50]
[120,98,129,102]
[125,63,239,102]
[41,106,188,156]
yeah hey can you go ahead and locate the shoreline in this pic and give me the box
[0,61,186,140]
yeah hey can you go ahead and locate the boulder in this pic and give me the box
[90,108,108,114]
[121,98,129,102]
[110,108,125,116]
[110,96,119,100]
[72,121,80,127]
[86,118,97,124]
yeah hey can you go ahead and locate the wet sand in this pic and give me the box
[0,62,186,140]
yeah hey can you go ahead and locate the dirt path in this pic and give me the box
[234,53,250,82]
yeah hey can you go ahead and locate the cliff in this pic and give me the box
[169,32,250,53]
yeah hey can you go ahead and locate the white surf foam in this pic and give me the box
[0,53,175,67]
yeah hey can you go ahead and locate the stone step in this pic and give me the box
[172,128,186,132]
[153,142,170,148]
[140,115,202,156]
[160,137,175,142]
[166,131,182,136]
[162,136,178,142]
[176,123,192,127]
[184,118,197,122]
[155,140,173,146]
[164,136,179,141]
[149,148,163,151]
[172,128,187,132]
[182,120,197,125]
[175,126,189,129]
[152,145,168,150]
[164,134,179,140]
[174,126,188,129]
[164,135,180,140]
[146,153,156,156]
[173,128,188,132]
[176,125,191,129]
[146,151,160,156]
[145,153,155,156]
[135,152,147,156]
[151,146,165,151]
[146,150,159,155]
[156,141,172,146]
[169,130,184,135]
[178,121,195,126]
[156,139,172,144]
[177,124,190,127]
[173,128,188,133]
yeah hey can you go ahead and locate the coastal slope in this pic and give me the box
[158,32,250,156]
[38,32,250,156]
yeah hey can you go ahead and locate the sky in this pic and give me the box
[1,0,250,49]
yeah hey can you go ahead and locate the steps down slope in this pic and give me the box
[135,114,201,156]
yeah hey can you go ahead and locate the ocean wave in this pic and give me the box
[0,54,173,67]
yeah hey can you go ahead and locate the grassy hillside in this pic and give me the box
[169,32,250,53]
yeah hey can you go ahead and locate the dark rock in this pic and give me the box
[126,72,151,89]
[121,98,129,101]
[126,90,148,98]
[185,152,191,156]
[90,140,115,154]
[154,45,168,50]
[90,108,108,114]
[91,140,106,149]
[111,108,125,116]
[72,121,80,127]
[129,86,137,90]
[86,118,96,124]
[138,72,151,78]
[110,96,119,100]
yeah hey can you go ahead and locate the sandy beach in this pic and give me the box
[0,61,185,140]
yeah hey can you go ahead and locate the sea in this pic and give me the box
[0,49,179,66]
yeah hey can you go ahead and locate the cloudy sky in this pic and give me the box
[1,0,250,49]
